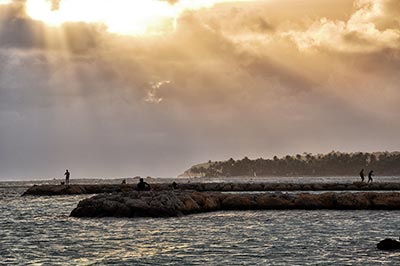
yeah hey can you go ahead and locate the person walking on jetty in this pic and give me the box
[136,178,151,191]
[359,169,365,182]
[64,169,70,185]
[368,170,374,183]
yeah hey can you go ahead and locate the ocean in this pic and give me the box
[1,177,400,265]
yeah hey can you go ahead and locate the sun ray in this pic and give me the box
[25,0,252,35]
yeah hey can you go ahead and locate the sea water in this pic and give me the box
[1,178,400,265]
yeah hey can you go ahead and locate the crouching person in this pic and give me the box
[136,178,151,191]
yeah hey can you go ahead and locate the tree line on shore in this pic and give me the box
[187,151,400,177]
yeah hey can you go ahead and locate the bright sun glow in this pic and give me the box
[25,0,247,35]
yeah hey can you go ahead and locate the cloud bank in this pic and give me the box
[0,0,399,179]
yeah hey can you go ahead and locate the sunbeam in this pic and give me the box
[25,0,251,35]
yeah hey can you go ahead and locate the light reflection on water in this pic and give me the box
[1,186,400,265]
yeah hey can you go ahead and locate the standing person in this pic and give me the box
[359,169,365,182]
[368,170,374,183]
[64,169,70,185]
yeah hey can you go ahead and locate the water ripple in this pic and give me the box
[1,187,400,265]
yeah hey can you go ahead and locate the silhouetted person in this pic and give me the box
[368,170,374,183]
[121,179,127,185]
[172,181,179,190]
[136,178,150,191]
[359,169,365,182]
[64,169,70,185]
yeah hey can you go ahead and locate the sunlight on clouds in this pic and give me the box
[144,81,170,104]
[25,0,251,35]
[26,0,179,35]
[283,0,400,52]
[1,0,400,178]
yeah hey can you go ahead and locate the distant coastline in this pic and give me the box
[182,151,400,178]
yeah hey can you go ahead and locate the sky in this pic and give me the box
[0,0,399,180]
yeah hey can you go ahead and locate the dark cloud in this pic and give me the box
[0,3,106,53]
[0,3,45,48]
[60,22,105,53]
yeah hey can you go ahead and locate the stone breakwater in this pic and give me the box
[23,182,400,196]
[70,191,400,218]
[22,184,135,196]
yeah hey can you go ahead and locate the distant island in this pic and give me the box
[182,151,400,177]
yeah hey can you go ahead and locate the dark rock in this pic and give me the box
[377,238,400,251]
[221,194,255,210]
[70,191,215,218]
[255,194,292,209]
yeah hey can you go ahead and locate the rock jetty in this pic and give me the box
[22,184,135,196]
[23,182,400,196]
[70,191,400,218]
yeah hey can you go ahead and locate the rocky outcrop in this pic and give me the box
[377,238,400,250]
[70,191,220,217]
[23,182,400,196]
[70,191,400,218]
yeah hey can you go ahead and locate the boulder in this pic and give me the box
[335,193,370,209]
[220,194,255,209]
[371,193,400,209]
[180,196,201,213]
[222,183,233,191]
[294,193,328,209]
[255,194,292,209]
[377,238,400,251]
[190,191,220,210]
